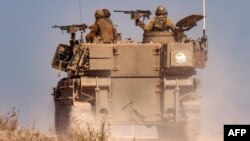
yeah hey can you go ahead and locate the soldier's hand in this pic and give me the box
[135,19,139,26]
[88,25,94,30]
[135,19,144,26]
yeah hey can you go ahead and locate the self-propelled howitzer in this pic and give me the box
[51,13,208,141]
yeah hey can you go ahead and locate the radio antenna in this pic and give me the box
[203,0,206,37]
[78,0,84,42]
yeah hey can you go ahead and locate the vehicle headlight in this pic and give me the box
[175,52,187,64]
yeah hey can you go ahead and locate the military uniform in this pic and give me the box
[137,5,175,32]
[86,9,116,43]
[144,15,175,32]
[103,8,117,40]
[92,18,116,43]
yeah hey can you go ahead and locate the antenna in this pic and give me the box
[78,0,84,42]
[203,0,206,37]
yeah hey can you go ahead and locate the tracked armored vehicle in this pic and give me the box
[51,11,208,141]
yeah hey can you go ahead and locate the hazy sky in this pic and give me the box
[0,0,250,138]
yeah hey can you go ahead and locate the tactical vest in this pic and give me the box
[96,19,115,43]
[104,18,117,40]
[153,16,169,31]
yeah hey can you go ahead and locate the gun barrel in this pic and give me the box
[114,10,132,14]
[52,25,60,28]
[52,23,88,33]
[74,24,88,28]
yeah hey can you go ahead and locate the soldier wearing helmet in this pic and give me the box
[103,9,111,20]
[86,9,116,43]
[103,8,117,39]
[137,5,175,32]
[95,9,105,18]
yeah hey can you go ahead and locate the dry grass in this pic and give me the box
[72,119,110,141]
[0,108,56,141]
[0,108,110,141]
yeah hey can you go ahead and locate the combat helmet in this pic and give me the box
[155,5,168,16]
[103,8,111,18]
[95,10,105,18]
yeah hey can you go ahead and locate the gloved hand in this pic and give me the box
[135,19,144,26]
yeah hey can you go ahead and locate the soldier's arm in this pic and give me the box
[85,23,99,43]
[91,23,99,34]
[144,18,155,31]
[113,26,118,40]
[135,19,144,29]
[167,19,175,32]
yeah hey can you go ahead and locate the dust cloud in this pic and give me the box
[195,46,250,141]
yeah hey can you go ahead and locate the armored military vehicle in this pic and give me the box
[51,10,207,141]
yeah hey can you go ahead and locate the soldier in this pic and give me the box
[86,9,116,43]
[103,8,112,24]
[137,5,175,32]
[103,8,117,40]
